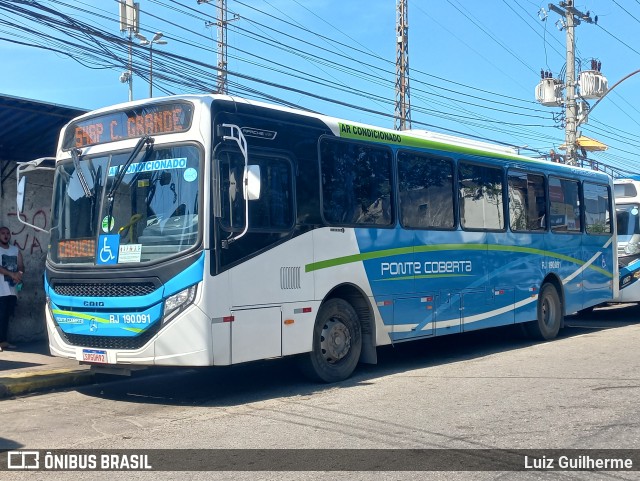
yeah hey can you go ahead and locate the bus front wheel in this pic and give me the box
[300,298,362,383]
[526,283,563,340]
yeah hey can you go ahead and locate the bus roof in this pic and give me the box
[615,176,640,183]
[66,93,612,181]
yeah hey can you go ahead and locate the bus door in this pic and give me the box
[582,181,614,307]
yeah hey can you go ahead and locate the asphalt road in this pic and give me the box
[2,302,640,481]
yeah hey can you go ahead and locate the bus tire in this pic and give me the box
[526,283,563,340]
[300,298,362,383]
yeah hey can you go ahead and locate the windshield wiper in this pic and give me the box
[70,148,93,198]
[105,136,154,226]
[107,136,154,201]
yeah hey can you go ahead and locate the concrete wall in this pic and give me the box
[1,168,54,342]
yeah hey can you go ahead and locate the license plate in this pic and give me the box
[82,349,107,363]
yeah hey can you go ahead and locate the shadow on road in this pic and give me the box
[76,303,640,408]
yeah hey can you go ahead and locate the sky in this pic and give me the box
[0,0,639,173]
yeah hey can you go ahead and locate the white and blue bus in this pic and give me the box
[17,95,616,382]
[615,176,640,301]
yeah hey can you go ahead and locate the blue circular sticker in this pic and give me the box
[183,168,198,182]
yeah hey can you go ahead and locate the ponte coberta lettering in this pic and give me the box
[381,260,472,276]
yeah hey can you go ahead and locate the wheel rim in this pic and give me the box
[320,317,351,364]
[542,295,556,328]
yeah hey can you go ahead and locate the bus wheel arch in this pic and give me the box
[300,284,375,383]
[526,275,564,340]
[325,284,377,365]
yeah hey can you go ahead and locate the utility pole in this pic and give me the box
[547,1,593,165]
[215,0,228,94]
[199,0,238,94]
[119,0,140,102]
[394,0,411,130]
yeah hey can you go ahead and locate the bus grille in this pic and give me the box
[52,282,157,297]
[60,325,160,350]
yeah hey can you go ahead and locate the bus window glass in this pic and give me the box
[549,177,581,232]
[320,138,392,226]
[584,182,611,234]
[50,144,201,264]
[508,172,546,232]
[398,151,454,229]
[458,162,504,230]
[617,204,640,237]
[218,152,294,232]
[614,183,638,198]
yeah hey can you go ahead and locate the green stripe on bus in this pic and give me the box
[338,122,528,163]
[306,243,612,278]
[305,245,413,272]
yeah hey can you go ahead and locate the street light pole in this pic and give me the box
[128,30,134,101]
[148,39,155,98]
[136,32,168,98]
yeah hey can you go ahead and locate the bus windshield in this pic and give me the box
[616,204,640,237]
[49,143,201,265]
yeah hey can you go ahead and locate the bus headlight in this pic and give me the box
[163,285,197,324]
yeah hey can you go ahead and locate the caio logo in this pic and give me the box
[83,301,105,307]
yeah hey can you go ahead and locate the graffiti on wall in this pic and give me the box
[7,210,48,255]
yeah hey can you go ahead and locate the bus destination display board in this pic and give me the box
[63,102,194,149]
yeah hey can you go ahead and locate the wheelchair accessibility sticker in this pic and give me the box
[97,235,119,265]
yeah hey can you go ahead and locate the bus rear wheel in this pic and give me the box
[525,283,563,340]
[300,298,362,383]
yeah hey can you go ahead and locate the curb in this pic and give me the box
[0,369,96,399]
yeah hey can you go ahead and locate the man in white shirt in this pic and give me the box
[0,226,24,351]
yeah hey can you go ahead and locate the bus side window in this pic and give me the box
[508,171,546,232]
[550,177,581,233]
[398,151,454,229]
[584,182,612,234]
[320,137,393,226]
[249,158,294,230]
[459,162,504,231]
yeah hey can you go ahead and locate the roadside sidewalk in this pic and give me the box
[0,341,95,399]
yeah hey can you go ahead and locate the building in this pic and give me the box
[0,94,86,342]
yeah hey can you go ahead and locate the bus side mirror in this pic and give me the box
[15,158,55,233]
[245,165,261,201]
[16,176,26,213]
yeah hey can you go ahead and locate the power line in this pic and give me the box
[1,0,637,168]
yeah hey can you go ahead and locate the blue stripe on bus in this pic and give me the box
[353,227,613,339]
[48,253,205,337]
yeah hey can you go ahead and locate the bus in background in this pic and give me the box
[614,176,640,301]
[16,95,616,382]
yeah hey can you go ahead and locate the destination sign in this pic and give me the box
[57,238,96,259]
[63,102,194,149]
